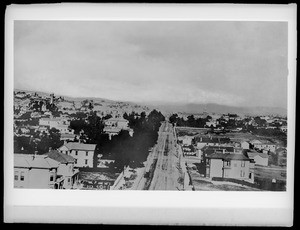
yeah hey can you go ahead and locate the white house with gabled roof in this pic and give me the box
[58,142,96,168]
[247,150,269,166]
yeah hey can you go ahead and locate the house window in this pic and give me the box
[240,171,245,177]
[50,175,54,182]
[85,159,88,165]
[241,161,246,167]
[20,172,24,181]
[14,171,19,180]
[86,151,88,156]
[75,151,78,156]
[75,159,77,164]
[249,173,252,179]
[225,161,231,166]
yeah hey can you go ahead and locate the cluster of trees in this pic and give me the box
[105,110,165,170]
[169,114,211,128]
[69,110,165,170]
[15,108,166,171]
[14,128,64,155]
[249,127,287,147]
[29,99,59,113]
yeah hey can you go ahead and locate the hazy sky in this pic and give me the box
[14,21,288,108]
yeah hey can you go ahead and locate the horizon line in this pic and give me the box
[14,87,287,110]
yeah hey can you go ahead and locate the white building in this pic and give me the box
[241,141,250,150]
[206,153,254,183]
[103,117,133,139]
[39,117,70,129]
[250,140,276,152]
[14,154,60,189]
[58,142,97,168]
[177,135,194,146]
[104,117,129,129]
[56,124,74,134]
[45,150,79,189]
[280,126,287,132]
[247,151,269,166]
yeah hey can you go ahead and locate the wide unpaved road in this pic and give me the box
[139,121,187,190]
[112,121,190,191]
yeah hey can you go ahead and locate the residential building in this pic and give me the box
[104,117,129,129]
[241,141,250,150]
[247,150,269,166]
[39,117,70,129]
[205,120,218,128]
[45,150,79,189]
[103,117,133,139]
[58,142,97,168]
[205,153,254,183]
[280,126,287,133]
[250,140,277,152]
[276,147,287,166]
[56,124,74,134]
[196,136,231,147]
[178,135,194,146]
[60,133,78,141]
[14,153,60,189]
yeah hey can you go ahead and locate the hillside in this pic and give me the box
[148,103,287,117]
[14,89,287,117]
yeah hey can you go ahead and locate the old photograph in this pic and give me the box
[5,3,296,226]
[13,20,289,191]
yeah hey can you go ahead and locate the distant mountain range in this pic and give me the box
[15,89,287,117]
[146,102,287,117]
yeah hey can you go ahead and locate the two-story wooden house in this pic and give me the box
[58,142,97,168]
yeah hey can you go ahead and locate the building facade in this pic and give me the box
[58,142,96,168]
[45,150,80,189]
[205,153,254,183]
[14,154,60,189]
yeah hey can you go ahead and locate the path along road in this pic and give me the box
[114,121,191,190]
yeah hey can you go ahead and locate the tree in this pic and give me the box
[254,117,267,127]
[103,114,112,120]
[88,102,94,110]
[49,128,63,150]
[69,119,86,134]
[169,114,178,125]
[123,112,129,120]
[83,111,104,143]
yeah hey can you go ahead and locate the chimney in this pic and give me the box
[33,151,38,160]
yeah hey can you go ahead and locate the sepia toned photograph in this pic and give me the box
[5,3,296,226]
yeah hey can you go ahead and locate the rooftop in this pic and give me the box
[202,145,235,153]
[207,153,251,161]
[106,117,129,122]
[14,153,59,169]
[247,151,269,159]
[62,142,97,151]
[45,150,75,163]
